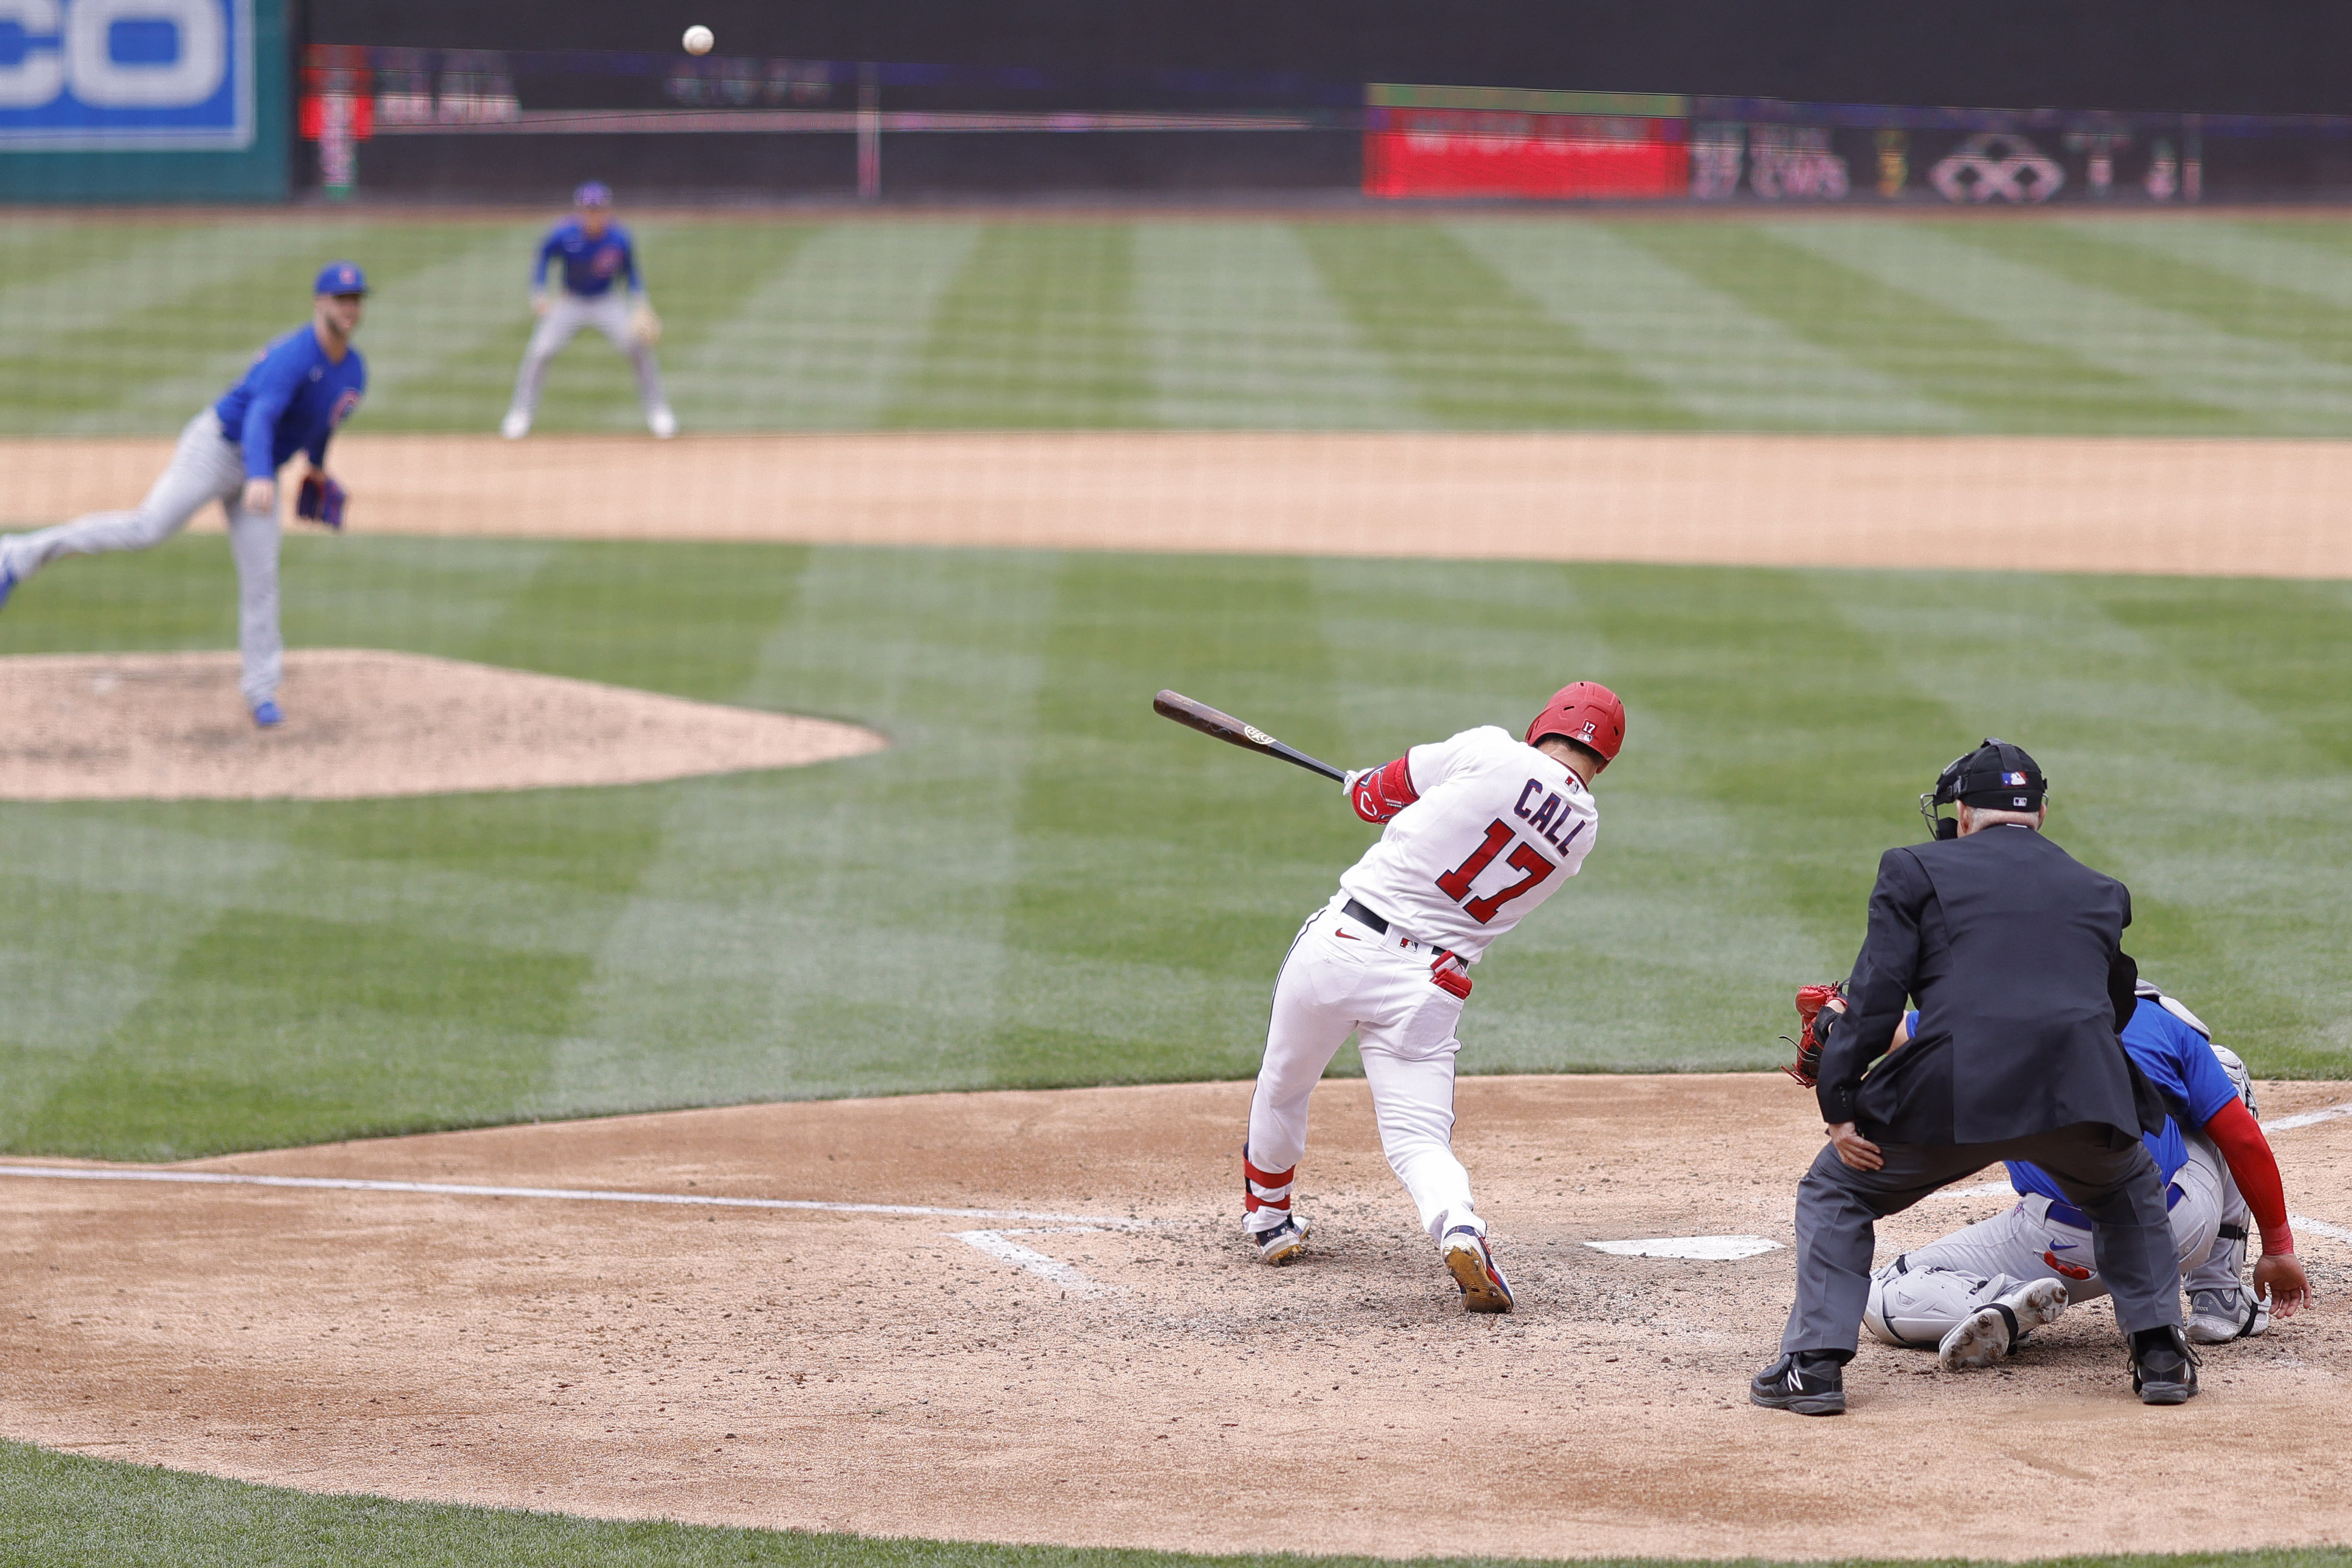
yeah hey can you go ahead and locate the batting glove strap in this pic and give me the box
[1349,756,1419,824]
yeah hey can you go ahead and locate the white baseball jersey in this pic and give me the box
[1337,725,1596,960]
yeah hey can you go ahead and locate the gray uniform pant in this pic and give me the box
[1781,1121,2182,1356]
[505,290,667,421]
[1,408,282,705]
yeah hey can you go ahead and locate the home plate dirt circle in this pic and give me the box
[0,648,886,800]
[3,1075,2348,1560]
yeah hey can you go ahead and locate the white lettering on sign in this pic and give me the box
[0,0,225,109]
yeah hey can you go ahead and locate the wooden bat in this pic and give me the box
[1152,690,1345,782]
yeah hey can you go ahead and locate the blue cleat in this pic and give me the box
[251,700,283,728]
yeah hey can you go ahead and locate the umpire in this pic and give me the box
[1751,740,2198,1415]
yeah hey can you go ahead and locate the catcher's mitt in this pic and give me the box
[295,473,347,531]
[1780,981,1847,1087]
[628,301,662,347]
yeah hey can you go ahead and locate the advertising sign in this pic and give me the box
[0,0,254,149]
[1365,108,1687,199]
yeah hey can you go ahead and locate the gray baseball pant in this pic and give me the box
[2,408,282,706]
[505,290,667,422]
[1781,1121,2182,1357]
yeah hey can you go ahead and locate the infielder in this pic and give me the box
[1241,682,1625,1314]
[1864,980,2311,1369]
[0,262,368,727]
[500,182,675,441]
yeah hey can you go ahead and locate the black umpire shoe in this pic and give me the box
[1749,1351,1847,1416]
[2130,1325,2200,1405]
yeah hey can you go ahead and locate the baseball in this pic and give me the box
[682,24,714,54]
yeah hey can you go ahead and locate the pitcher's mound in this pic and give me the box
[0,649,886,800]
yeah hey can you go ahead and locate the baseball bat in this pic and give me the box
[1152,690,1346,782]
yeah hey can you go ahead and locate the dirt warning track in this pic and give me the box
[3,1075,2348,1561]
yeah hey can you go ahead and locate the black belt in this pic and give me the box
[2047,1184,2184,1231]
[1341,898,1391,936]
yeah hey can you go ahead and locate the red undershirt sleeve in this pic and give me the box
[2204,1097,2293,1255]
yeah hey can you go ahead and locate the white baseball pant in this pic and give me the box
[0,408,282,706]
[1865,1130,2229,1345]
[505,290,668,423]
[1244,897,1481,1243]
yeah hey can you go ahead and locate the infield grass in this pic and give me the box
[10,212,2352,436]
[2,1442,2347,1568]
[0,538,2345,1160]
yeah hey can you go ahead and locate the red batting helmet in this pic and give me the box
[1525,681,1625,763]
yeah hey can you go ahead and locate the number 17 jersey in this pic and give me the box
[1336,725,1598,961]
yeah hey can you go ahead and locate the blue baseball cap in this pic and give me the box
[574,181,613,208]
[313,260,368,296]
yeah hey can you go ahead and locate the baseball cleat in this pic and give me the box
[2187,1285,2269,1344]
[1441,1225,1514,1313]
[1247,1215,1309,1265]
[648,406,678,439]
[2000,1276,2069,1343]
[500,410,531,440]
[1937,1307,2014,1371]
[2130,1324,2200,1405]
[251,700,283,728]
[1749,1352,1846,1416]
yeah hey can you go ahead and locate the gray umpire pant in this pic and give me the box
[1781,1121,2181,1356]
[0,408,283,706]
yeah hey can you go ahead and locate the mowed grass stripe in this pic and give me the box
[993,553,1356,1084]
[1456,220,1965,433]
[1771,219,2352,432]
[1295,222,1695,430]
[883,223,1151,428]
[2080,217,2352,317]
[672,221,979,432]
[24,539,811,1160]
[1606,221,2234,434]
[547,547,1062,1115]
[1132,221,1421,428]
[1959,221,2352,370]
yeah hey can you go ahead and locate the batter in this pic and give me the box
[1240,682,1625,1313]
[0,262,368,726]
[1864,981,2311,1370]
[500,182,675,441]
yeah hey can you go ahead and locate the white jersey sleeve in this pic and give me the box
[1335,725,1597,960]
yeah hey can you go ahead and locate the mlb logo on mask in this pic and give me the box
[0,0,253,149]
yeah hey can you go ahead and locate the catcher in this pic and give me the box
[500,181,676,441]
[1752,740,2193,1415]
[1787,980,2310,1371]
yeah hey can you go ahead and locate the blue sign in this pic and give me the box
[0,0,253,148]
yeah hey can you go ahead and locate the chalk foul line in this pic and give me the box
[0,1163,1154,1230]
[2268,1101,2352,1132]
[948,1228,1121,1296]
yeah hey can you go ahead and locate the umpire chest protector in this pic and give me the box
[1837,826,2150,1146]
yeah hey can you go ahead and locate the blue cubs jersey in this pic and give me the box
[533,218,638,298]
[213,324,367,480]
[1899,998,2236,1197]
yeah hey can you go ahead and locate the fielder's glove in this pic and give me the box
[1780,981,1847,1087]
[296,474,347,531]
[628,301,662,347]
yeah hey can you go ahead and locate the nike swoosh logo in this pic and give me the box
[1335,930,1359,941]
[2046,1240,2078,1251]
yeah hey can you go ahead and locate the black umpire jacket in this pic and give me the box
[1816,823,2163,1146]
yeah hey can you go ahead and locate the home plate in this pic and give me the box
[1583,1235,1786,1261]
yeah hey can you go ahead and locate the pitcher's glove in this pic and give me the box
[628,302,662,347]
[1780,981,1847,1087]
[295,474,347,530]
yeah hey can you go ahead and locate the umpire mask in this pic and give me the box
[1919,738,2046,841]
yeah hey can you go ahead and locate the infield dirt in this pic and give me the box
[3,1075,2348,1561]
[7,430,2351,578]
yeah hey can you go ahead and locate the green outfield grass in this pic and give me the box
[0,537,2344,1161]
[2,1442,2346,1568]
[7,212,2352,436]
